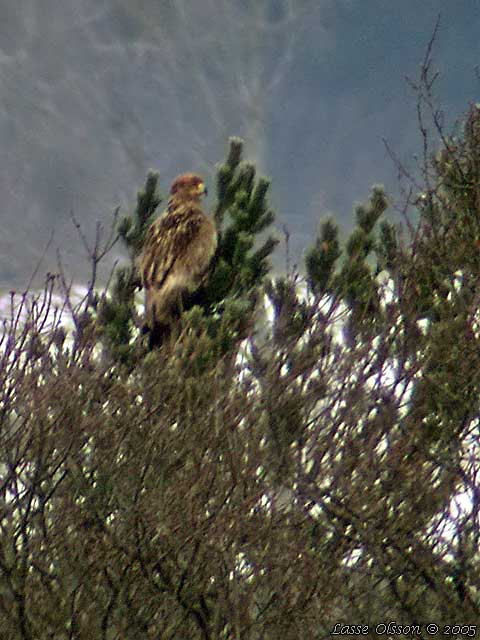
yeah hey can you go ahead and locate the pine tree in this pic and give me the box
[183,137,278,357]
[98,138,278,365]
[96,170,162,366]
[305,184,389,341]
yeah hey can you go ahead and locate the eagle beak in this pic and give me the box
[199,182,208,196]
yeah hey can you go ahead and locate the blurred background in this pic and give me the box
[0,0,478,289]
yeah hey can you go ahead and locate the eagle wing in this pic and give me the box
[138,204,217,329]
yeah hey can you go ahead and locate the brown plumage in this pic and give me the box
[137,173,217,345]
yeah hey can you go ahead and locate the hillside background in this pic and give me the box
[0,0,478,289]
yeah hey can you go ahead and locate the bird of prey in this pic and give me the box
[137,173,217,346]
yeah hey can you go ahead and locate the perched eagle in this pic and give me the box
[137,173,217,346]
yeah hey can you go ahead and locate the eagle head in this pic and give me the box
[170,173,208,201]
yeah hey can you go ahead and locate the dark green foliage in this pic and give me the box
[214,137,246,225]
[377,220,399,273]
[264,277,311,344]
[305,217,341,293]
[209,140,278,307]
[96,267,137,363]
[118,170,162,258]
[97,172,163,365]
[306,185,388,305]
[307,185,388,339]
[179,139,279,357]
